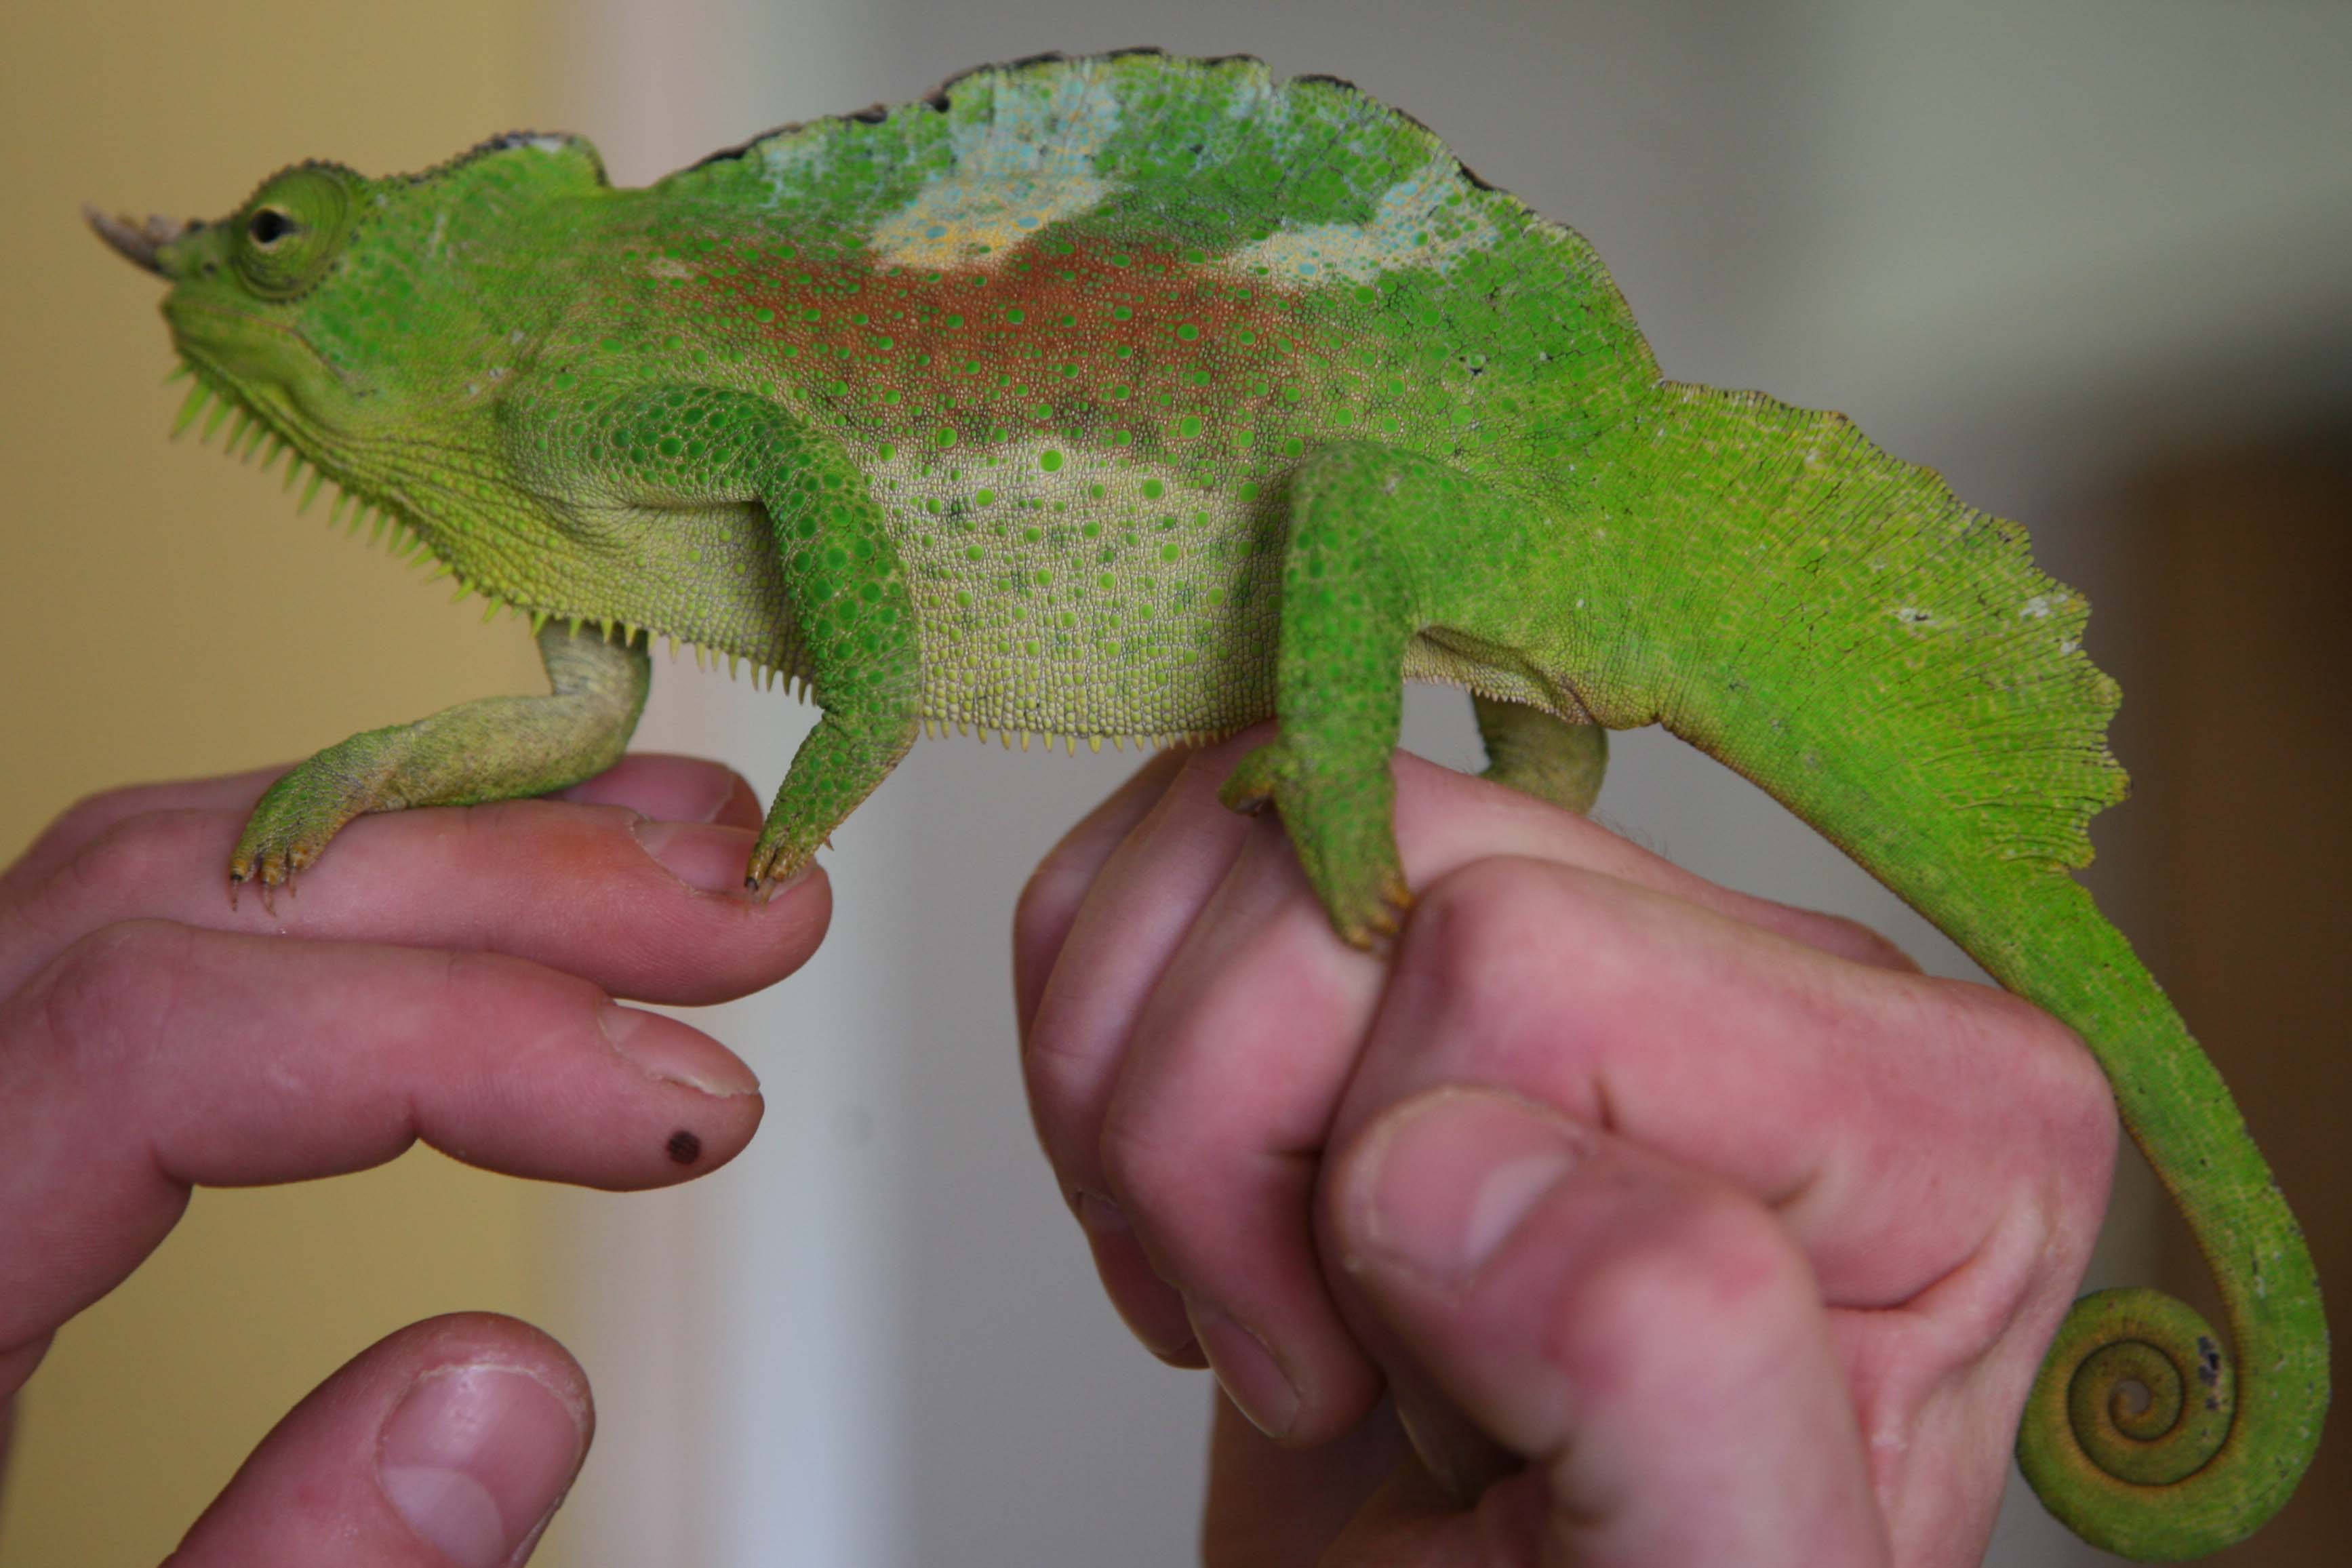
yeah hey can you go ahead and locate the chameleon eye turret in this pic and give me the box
[228,163,356,298]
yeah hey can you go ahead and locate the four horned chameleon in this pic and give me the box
[88,49,2324,1559]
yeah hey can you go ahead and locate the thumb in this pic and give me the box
[1328,1087,1887,1568]
[168,1314,591,1568]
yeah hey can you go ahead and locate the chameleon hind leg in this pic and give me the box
[231,619,651,890]
[1222,441,1529,944]
[1473,693,1607,814]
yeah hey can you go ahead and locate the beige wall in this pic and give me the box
[0,4,568,1562]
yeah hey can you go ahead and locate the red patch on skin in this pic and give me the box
[669,238,1328,441]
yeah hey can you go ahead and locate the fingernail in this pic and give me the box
[1187,1300,1299,1439]
[379,1364,586,1568]
[631,820,761,896]
[679,770,744,824]
[602,1004,761,1098]
[1352,1089,1585,1283]
[1074,1193,1199,1361]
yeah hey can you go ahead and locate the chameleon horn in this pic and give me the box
[83,206,192,276]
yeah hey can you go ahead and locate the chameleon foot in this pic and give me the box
[740,832,816,899]
[1219,739,1412,948]
[230,763,373,902]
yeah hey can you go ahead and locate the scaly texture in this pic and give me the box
[92,51,2324,1556]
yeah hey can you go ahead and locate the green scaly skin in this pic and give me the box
[90,52,2322,1557]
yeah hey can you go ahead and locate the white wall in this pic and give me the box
[539,4,2352,1564]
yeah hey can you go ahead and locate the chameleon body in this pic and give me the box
[91,52,2322,1558]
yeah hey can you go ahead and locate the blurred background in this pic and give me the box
[2,1,2345,1563]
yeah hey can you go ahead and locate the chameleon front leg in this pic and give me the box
[740,420,922,887]
[526,384,921,891]
[233,620,651,889]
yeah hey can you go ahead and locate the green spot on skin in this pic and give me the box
[1178,415,1203,438]
[1039,449,1064,473]
[935,426,957,449]
[1140,478,1165,500]
[1175,322,1200,342]
[974,488,995,506]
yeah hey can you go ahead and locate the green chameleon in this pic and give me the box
[88,50,2322,1559]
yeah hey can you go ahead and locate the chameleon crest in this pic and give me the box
[93,51,2324,1557]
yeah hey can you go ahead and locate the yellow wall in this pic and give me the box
[0,4,577,1561]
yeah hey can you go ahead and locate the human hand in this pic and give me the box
[0,755,825,1566]
[1015,736,2118,1566]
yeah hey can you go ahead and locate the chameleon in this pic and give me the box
[86,49,2322,1560]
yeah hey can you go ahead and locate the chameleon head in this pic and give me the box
[89,162,376,449]
[86,136,610,540]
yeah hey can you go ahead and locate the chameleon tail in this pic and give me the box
[1635,386,2328,1556]
[1671,702,2326,1557]
[1881,860,2322,1559]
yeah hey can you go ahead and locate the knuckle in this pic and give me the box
[1804,911,1919,973]
[1096,1100,1190,1223]
[31,921,194,1072]
[54,809,219,907]
[1413,859,1594,977]
[1398,860,1611,1062]
[1961,985,2117,1146]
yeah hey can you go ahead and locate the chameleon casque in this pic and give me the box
[88,50,2324,1560]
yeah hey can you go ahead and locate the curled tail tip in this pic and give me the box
[2018,1286,2324,1560]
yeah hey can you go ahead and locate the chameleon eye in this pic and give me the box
[247,208,298,247]
[232,165,355,300]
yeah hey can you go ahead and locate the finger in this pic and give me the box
[1,766,287,896]
[3,755,768,900]
[1012,744,1192,1036]
[1201,1390,1413,1567]
[1332,857,2115,1307]
[1330,1088,1890,1568]
[555,752,765,831]
[1018,736,1267,1363]
[0,920,762,1380]
[172,1313,590,1568]
[1093,822,1393,1437]
[0,788,831,1006]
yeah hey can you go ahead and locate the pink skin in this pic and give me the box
[0,755,826,1567]
[1016,733,2121,1567]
